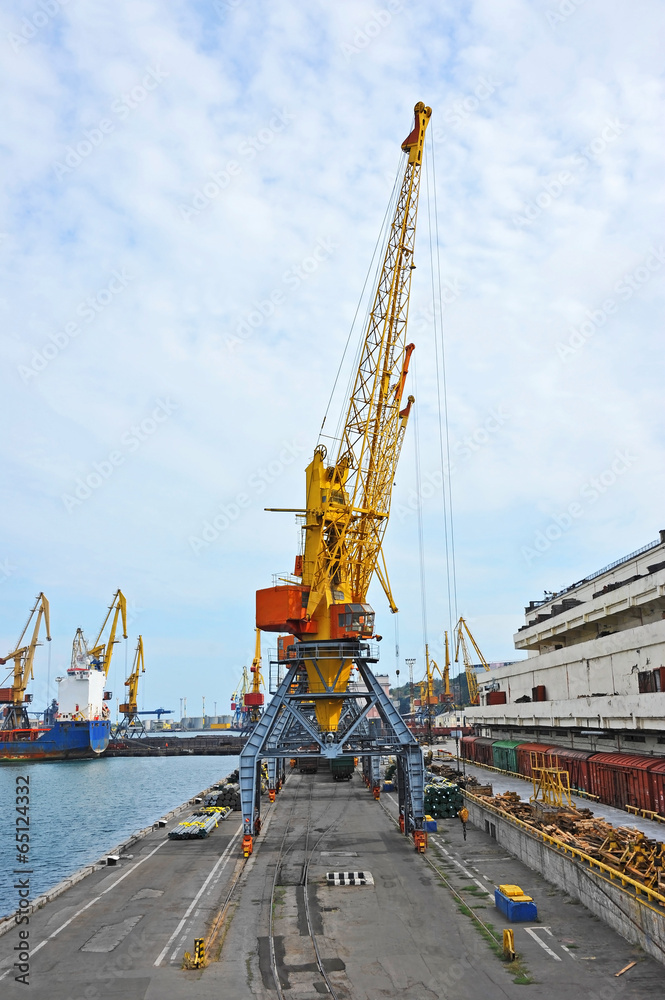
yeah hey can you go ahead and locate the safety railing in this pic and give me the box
[465,790,665,910]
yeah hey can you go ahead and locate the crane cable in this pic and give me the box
[423,132,459,648]
[412,353,429,659]
[317,151,404,451]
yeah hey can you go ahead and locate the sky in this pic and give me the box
[1,0,663,718]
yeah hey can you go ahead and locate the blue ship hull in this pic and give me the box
[0,720,110,761]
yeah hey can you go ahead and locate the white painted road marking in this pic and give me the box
[153,827,241,966]
[0,840,168,981]
[525,926,562,961]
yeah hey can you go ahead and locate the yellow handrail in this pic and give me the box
[465,790,665,910]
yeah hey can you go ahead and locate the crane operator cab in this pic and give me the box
[330,603,375,641]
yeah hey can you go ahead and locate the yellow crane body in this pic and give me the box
[256,102,432,732]
[0,594,51,727]
[119,636,144,717]
[454,617,491,706]
[88,589,127,680]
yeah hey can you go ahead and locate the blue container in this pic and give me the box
[494,889,537,921]
[424,818,438,832]
[382,782,396,792]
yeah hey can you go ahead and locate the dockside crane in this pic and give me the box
[241,102,433,856]
[243,629,265,726]
[88,589,127,681]
[113,636,145,737]
[0,593,51,731]
[454,617,491,706]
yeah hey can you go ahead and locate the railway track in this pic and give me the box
[267,772,345,999]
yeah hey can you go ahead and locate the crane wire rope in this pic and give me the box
[424,133,459,644]
[317,150,404,451]
[412,354,429,660]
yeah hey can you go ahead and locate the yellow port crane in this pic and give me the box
[88,589,127,680]
[0,593,51,730]
[114,635,145,736]
[453,617,491,706]
[243,629,265,725]
[257,101,432,733]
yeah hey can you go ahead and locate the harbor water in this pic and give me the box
[0,753,239,918]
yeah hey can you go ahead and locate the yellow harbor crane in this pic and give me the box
[241,103,433,858]
[257,102,432,735]
[88,589,127,680]
[114,636,145,736]
[454,616,491,706]
[243,629,265,725]
[0,593,51,730]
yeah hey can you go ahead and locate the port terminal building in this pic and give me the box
[466,531,665,757]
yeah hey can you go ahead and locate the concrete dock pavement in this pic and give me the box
[1,767,663,998]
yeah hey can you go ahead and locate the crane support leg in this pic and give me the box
[396,744,426,848]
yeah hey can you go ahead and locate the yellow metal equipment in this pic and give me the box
[118,635,145,730]
[530,752,573,809]
[243,629,265,724]
[453,617,490,706]
[0,593,51,730]
[257,102,432,732]
[88,589,127,679]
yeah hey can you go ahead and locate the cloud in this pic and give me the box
[0,0,663,706]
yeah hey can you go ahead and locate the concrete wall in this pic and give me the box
[466,795,665,966]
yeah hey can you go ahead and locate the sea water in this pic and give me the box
[0,753,239,917]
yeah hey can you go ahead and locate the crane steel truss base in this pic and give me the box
[239,640,425,852]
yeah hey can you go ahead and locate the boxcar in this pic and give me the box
[473,737,497,766]
[491,740,523,774]
[648,760,665,817]
[516,743,558,779]
[460,735,478,761]
[587,752,655,812]
[545,747,594,794]
[329,756,355,781]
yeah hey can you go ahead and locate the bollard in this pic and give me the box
[242,834,253,858]
[503,928,515,961]
[413,830,428,853]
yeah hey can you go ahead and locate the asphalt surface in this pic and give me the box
[1,765,663,998]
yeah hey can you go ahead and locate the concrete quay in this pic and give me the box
[2,767,664,998]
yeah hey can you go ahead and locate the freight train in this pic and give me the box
[461,736,665,817]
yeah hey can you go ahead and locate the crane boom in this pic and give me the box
[88,589,127,679]
[454,617,490,706]
[256,102,432,732]
[0,593,51,729]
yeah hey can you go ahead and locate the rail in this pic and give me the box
[465,789,665,911]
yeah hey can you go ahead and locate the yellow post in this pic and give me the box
[503,928,515,961]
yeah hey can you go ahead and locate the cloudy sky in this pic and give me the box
[1,0,663,718]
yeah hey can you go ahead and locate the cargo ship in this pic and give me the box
[0,630,111,762]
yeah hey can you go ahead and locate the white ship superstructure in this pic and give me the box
[55,632,108,722]
[466,531,665,754]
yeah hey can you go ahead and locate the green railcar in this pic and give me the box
[330,756,355,781]
[491,739,523,774]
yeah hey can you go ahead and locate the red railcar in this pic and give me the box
[460,736,478,760]
[648,760,665,817]
[473,737,497,766]
[545,747,594,793]
[516,742,558,779]
[587,753,656,812]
